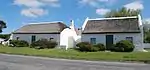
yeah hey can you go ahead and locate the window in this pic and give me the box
[49,38,54,41]
[16,37,20,40]
[126,37,133,43]
[90,38,96,44]
[31,35,36,43]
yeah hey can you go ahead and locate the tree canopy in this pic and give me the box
[105,7,141,18]
[0,34,10,40]
[0,20,7,33]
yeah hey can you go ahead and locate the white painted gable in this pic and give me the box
[60,20,81,50]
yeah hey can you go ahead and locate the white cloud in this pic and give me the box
[40,0,60,7]
[96,8,110,15]
[79,0,100,7]
[42,0,59,2]
[144,18,150,24]
[143,18,150,29]
[14,0,44,8]
[14,0,60,17]
[21,8,48,18]
[79,0,116,8]
[14,0,60,7]
[79,0,116,15]
[124,1,144,10]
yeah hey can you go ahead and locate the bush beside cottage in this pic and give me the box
[110,40,135,52]
[9,40,29,47]
[76,40,135,52]
[8,39,134,52]
[31,39,57,49]
[9,39,58,49]
[76,42,106,52]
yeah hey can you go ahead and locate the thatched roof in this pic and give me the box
[13,22,67,34]
[83,17,141,34]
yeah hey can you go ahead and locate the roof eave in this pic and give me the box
[82,31,141,34]
[13,32,61,34]
[88,16,138,21]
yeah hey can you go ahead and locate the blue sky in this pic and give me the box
[0,0,150,34]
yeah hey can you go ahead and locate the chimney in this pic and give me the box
[70,20,75,30]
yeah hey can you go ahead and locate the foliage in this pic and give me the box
[31,39,57,49]
[0,20,7,33]
[93,43,106,51]
[105,7,140,18]
[145,34,150,43]
[111,40,135,52]
[144,27,150,43]
[76,42,93,52]
[90,46,99,52]
[0,34,10,40]
[76,42,105,52]
[9,40,29,47]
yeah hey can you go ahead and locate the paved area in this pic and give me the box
[0,54,149,70]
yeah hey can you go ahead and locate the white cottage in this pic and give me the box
[81,15,145,51]
[11,22,67,44]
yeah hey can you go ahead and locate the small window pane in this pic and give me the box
[50,38,54,41]
[31,35,36,43]
[90,38,96,44]
[16,37,20,40]
[126,37,133,43]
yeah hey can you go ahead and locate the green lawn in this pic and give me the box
[0,46,150,63]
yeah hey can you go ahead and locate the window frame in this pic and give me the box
[16,37,20,40]
[126,37,133,43]
[31,35,36,43]
[49,38,54,41]
[90,38,96,44]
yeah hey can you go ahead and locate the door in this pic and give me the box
[106,35,113,49]
[31,35,36,43]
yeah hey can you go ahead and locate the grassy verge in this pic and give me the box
[0,46,150,63]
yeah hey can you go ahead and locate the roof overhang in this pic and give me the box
[82,31,141,34]
[12,32,60,34]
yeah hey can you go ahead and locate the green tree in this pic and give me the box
[143,21,150,43]
[144,30,150,43]
[105,7,141,18]
[0,20,7,33]
[0,34,10,39]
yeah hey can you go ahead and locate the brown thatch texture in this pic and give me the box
[83,18,140,33]
[13,22,67,34]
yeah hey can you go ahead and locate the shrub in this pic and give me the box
[76,42,92,52]
[110,47,122,52]
[46,41,58,49]
[111,40,135,52]
[31,39,57,49]
[145,35,150,43]
[9,40,29,47]
[93,43,106,51]
[90,46,99,52]
[76,42,100,52]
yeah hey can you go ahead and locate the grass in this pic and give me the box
[0,46,150,63]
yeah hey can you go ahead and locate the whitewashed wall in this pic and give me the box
[81,33,142,46]
[12,34,60,44]
[60,28,76,49]
[81,34,105,45]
